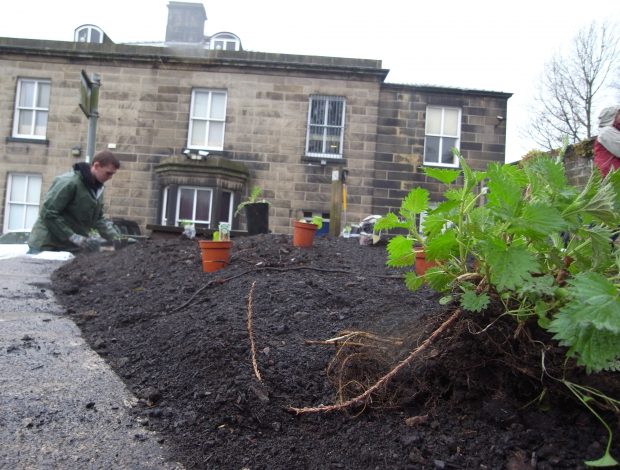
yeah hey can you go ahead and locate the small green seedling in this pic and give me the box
[235,186,270,216]
[299,216,323,230]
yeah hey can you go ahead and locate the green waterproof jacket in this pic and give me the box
[28,168,120,252]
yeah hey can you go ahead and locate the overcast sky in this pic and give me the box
[2,0,619,162]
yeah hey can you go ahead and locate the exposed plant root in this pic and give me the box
[305,330,403,347]
[246,281,262,382]
[454,272,483,284]
[465,313,510,335]
[331,352,367,403]
[324,332,400,407]
[305,341,383,348]
[287,308,462,414]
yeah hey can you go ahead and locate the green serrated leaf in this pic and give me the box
[401,187,429,217]
[517,274,556,297]
[563,273,620,333]
[386,236,414,267]
[423,268,453,292]
[509,203,567,238]
[486,164,527,220]
[425,231,458,260]
[423,166,461,185]
[404,271,424,291]
[459,154,479,194]
[523,156,567,195]
[548,272,620,372]
[431,199,460,216]
[460,289,490,313]
[373,212,408,232]
[480,238,539,291]
[421,211,450,237]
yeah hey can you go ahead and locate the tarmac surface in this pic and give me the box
[0,254,183,469]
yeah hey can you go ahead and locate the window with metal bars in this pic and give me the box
[305,95,345,158]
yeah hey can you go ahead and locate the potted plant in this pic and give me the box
[373,196,437,276]
[235,186,270,235]
[293,215,323,248]
[198,223,232,272]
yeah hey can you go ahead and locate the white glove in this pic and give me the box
[69,234,101,252]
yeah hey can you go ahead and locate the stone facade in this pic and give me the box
[372,84,509,213]
[0,35,510,237]
[563,139,594,188]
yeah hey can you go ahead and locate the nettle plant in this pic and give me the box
[375,151,620,466]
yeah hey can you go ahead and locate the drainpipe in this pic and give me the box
[85,73,101,163]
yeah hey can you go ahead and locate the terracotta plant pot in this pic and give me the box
[199,240,232,272]
[293,220,318,248]
[414,249,436,276]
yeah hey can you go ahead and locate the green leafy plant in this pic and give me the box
[234,186,269,216]
[375,150,620,466]
[299,215,323,230]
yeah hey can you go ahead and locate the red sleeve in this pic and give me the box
[594,139,620,176]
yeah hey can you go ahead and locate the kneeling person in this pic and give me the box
[28,150,122,253]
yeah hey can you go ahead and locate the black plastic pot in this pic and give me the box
[245,202,269,235]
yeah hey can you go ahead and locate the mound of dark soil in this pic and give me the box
[51,234,619,469]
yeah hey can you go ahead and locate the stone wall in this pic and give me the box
[372,84,509,214]
[563,138,594,188]
[0,43,387,235]
[222,74,381,233]
[0,38,510,236]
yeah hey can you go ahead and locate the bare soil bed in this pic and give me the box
[50,234,619,469]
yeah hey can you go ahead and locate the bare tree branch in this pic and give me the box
[526,21,620,152]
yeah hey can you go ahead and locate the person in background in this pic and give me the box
[28,150,122,254]
[593,105,620,177]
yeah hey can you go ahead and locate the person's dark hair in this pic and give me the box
[92,150,121,169]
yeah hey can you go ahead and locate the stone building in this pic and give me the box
[0,1,511,237]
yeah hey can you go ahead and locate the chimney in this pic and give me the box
[165,2,207,44]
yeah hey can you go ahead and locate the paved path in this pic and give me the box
[0,255,182,469]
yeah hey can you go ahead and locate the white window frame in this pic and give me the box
[305,95,346,159]
[210,33,241,51]
[12,78,51,139]
[423,106,461,168]
[160,186,170,225]
[220,190,234,225]
[4,173,42,232]
[74,25,104,43]
[187,89,227,151]
[175,186,213,226]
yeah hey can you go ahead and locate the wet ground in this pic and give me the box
[0,256,182,469]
